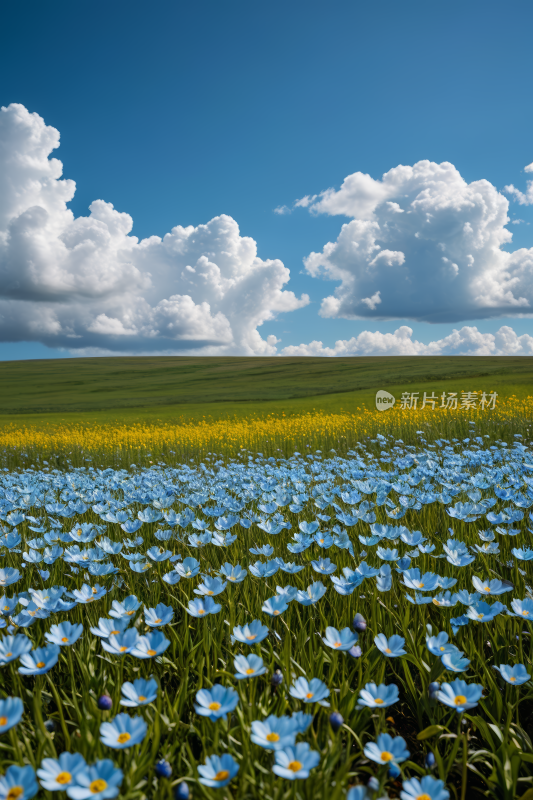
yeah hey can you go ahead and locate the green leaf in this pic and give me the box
[417,724,446,740]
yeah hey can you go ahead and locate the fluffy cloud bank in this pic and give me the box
[280,324,533,357]
[296,160,533,323]
[0,103,309,354]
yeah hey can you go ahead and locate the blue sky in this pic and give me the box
[1,0,533,359]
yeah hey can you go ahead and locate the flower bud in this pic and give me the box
[97,694,113,711]
[352,613,367,633]
[174,784,190,800]
[155,760,172,778]
[425,751,436,769]
[428,681,440,700]
[271,669,283,687]
[329,711,343,732]
[387,762,401,779]
[348,644,362,659]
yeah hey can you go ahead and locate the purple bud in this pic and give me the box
[352,613,366,633]
[329,711,343,732]
[174,783,190,800]
[348,644,362,659]
[97,694,113,711]
[388,762,401,779]
[271,669,283,687]
[425,751,436,769]
[367,776,380,791]
[155,760,172,779]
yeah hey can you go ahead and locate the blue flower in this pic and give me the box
[510,598,533,618]
[45,621,83,647]
[100,713,147,749]
[130,631,170,659]
[290,711,313,733]
[251,715,297,750]
[402,569,440,592]
[289,677,329,707]
[512,547,533,561]
[431,591,458,608]
[364,733,410,764]
[276,559,305,574]
[37,753,87,791]
[197,754,239,788]
[262,595,289,617]
[120,678,158,706]
[0,569,21,589]
[144,604,173,627]
[466,600,505,622]
[295,582,327,606]
[272,742,320,780]
[435,679,483,712]
[194,576,227,597]
[346,787,369,800]
[311,558,336,574]
[276,585,299,602]
[0,634,32,664]
[0,696,23,733]
[426,632,456,656]
[0,765,38,800]
[441,651,470,672]
[400,775,450,800]
[374,634,406,658]
[90,618,130,639]
[18,645,59,675]
[234,654,267,680]
[472,577,511,596]
[72,584,107,604]
[65,758,123,799]
[175,558,200,578]
[194,685,239,721]
[219,563,247,583]
[231,620,269,645]
[322,626,358,651]
[101,629,139,657]
[493,664,531,685]
[357,682,399,709]
[187,597,221,618]
[249,560,279,578]
[109,595,141,619]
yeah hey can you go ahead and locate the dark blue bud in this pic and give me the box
[97,694,113,711]
[387,762,401,779]
[425,751,436,769]
[352,613,366,633]
[174,783,190,800]
[155,760,172,778]
[271,669,283,686]
[329,711,343,732]
[44,719,56,733]
[348,644,362,659]
[428,681,440,700]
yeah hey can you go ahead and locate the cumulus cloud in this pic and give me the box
[0,103,309,354]
[297,160,533,323]
[280,325,533,357]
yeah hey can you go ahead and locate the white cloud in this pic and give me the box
[298,160,533,323]
[524,162,533,174]
[280,324,533,357]
[504,182,533,206]
[0,103,309,354]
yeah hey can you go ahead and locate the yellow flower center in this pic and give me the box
[126,610,135,615]
[246,668,255,674]
[146,649,157,656]
[6,788,23,800]
[417,795,432,800]
[418,583,424,588]
[138,695,146,701]
[477,613,484,619]
[306,692,314,699]
[3,606,9,611]
[439,646,445,651]
[62,637,69,642]
[273,610,280,615]
[385,648,392,654]
[117,732,131,744]
[207,591,214,596]
[246,634,256,640]
[483,587,490,592]
[334,642,341,648]
[208,702,221,711]
[319,539,324,544]
[288,761,302,772]
[381,751,393,762]
[374,698,384,704]
[198,609,205,615]
[266,732,280,742]
[154,618,162,624]
[119,646,127,653]
[523,610,529,616]
[90,779,108,793]
[214,770,229,782]
[5,653,12,658]
[36,661,45,668]
[111,630,119,635]
[455,695,467,705]
[0,716,7,726]
[56,772,72,785]
[510,677,516,682]
[92,588,97,594]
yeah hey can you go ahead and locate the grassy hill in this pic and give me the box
[0,355,532,427]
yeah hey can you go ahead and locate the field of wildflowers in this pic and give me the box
[0,399,532,799]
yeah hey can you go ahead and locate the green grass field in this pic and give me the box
[1,355,532,427]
